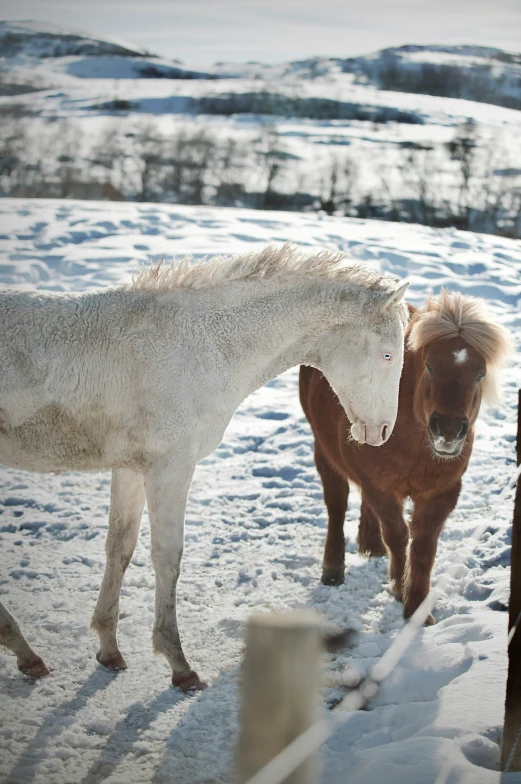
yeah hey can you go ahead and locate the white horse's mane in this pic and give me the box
[129,244,393,294]
[408,289,513,405]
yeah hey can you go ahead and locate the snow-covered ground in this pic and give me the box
[0,197,520,783]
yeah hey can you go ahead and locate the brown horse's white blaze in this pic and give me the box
[300,290,512,624]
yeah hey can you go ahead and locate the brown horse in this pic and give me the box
[300,291,511,623]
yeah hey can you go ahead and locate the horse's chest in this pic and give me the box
[376,440,449,497]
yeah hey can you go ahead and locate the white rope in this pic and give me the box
[504,720,521,773]
[432,755,457,784]
[242,462,520,784]
[243,720,330,784]
[507,609,521,646]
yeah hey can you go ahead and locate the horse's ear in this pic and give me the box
[382,281,409,311]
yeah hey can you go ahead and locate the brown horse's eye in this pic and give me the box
[425,362,433,373]
[477,370,486,381]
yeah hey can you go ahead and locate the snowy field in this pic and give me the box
[0,197,521,783]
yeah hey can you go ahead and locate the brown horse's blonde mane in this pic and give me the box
[129,244,392,293]
[408,289,513,405]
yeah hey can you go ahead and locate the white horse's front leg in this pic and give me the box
[91,467,145,670]
[144,459,203,691]
[0,601,49,677]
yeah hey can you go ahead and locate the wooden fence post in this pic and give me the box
[237,610,321,784]
[502,390,521,771]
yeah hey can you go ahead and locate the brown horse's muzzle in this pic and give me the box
[428,412,469,456]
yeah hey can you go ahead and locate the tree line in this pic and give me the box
[0,108,520,238]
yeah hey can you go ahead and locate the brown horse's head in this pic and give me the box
[408,291,512,459]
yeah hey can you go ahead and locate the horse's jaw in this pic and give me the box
[428,433,466,459]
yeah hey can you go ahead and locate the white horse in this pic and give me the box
[0,244,408,689]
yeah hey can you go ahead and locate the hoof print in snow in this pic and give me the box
[323,627,358,652]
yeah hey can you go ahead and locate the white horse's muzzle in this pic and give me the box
[350,421,392,447]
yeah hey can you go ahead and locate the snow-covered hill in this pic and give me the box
[334,45,521,110]
[0,19,149,58]
[1,20,520,105]
[0,20,214,85]
[2,21,520,106]
[0,198,520,783]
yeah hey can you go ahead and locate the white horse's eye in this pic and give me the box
[383,352,393,362]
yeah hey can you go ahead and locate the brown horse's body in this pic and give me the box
[300,293,511,622]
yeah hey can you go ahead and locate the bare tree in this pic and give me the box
[0,113,27,194]
[212,135,248,206]
[131,122,165,202]
[399,147,443,226]
[319,154,358,215]
[161,126,217,204]
[254,124,286,207]
[90,123,128,192]
[446,119,478,229]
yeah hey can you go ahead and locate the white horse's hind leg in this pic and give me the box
[0,601,50,677]
[91,467,145,670]
[145,460,203,691]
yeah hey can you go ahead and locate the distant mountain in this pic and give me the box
[0,20,214,80]
[287,44,521,110]
[0,19,150,58]
[1,21,520,110]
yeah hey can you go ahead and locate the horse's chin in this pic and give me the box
[428,435,466,459]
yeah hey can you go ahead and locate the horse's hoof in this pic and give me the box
[321,567,345,586]
[172,670,207,692]
[18,656,50,678]
[359,545,387,558]
[390,579,404,601]
[96,649,128,670]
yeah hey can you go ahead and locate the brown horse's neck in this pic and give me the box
[397,347,420,425]
[402,305,426,431]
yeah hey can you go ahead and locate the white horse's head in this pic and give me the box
[317,282,409,447]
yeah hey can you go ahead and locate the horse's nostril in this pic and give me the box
[382,425,388,442]
[429,413,440,435]
[458,420,469,439]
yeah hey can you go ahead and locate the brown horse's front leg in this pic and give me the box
[363,488,408,600]
[358,495,386,557]
[403,483,461,624]
[315,445,349,585]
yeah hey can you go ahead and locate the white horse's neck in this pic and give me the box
[182,278,373,396]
